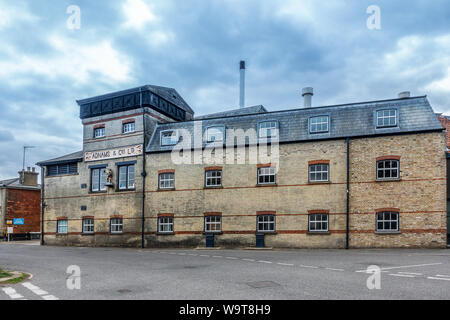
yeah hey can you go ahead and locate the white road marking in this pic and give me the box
[277,263,294,266]
[258,260,273,264]
[187,254,198,256]
[427,277,450,281]
[242,258,255,262]
[435,275,450,278]
[177,253,186,256]
[22,282,48,296]
[326,268,345,272]
[398,272,423,276]
[226,257,238,260]
[42,295,59,300]
[299,265,319,269]
[2,287,23,299]
[199,255,210,257]
[356,263,442,273]
[389,274,416,278]
[212,256,223,258]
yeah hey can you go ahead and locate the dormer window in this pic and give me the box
[376,109,397,128]
[205,126,225,143]
[258,121,278,139]
[161,130,179,146]
[94,126,105,138]
[309,116,329,134]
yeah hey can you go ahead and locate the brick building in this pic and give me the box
[0,168,41,240]
[437,114,450,245]
[37,85,447,248]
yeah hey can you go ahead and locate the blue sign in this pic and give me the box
[13,218,24,225]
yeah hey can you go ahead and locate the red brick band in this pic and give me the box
[375,208,400,213]
[256,211,276,216]
[122,119,135,124]
[257,163,276,168]
[308,210,330,215]
[93,124,105,129]
[158,213,174,217]
[205,166,223,171]
[308,160,330,165]
[158,169,175,174]
[110,215,123,219]
[204,212,222,216]
[376,155,401,162]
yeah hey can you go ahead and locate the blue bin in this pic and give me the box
[256,233,265,248]
[206,234,215,248]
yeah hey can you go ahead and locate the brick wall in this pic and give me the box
[6,188,41,234]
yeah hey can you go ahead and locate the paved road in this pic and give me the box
[0,241,449,300]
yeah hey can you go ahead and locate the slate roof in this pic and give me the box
[146,96,443,153]
[195,105,268,120]
[37,150,84,166]
[0,178,40,190]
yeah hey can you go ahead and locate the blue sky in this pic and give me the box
[0,0,449,180]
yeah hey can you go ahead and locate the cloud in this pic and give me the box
[0,35,133,86]
[0,1,39,30]
[121,0,156,30]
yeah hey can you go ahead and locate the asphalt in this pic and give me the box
[0,241,449,300]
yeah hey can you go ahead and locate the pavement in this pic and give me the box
[0,241,449,300]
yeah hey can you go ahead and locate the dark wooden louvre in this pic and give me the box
[47,163,78,176]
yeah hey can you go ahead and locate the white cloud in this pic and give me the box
[0,35,133,85]
[0,1,39,30]
[122,0,156,30]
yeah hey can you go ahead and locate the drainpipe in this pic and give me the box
[140,88,146,249]
[39,166,45,245]
[346,137,350,250]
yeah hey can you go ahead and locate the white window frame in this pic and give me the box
[258,121,278,139]
[308,214,329,232]
[257,167,276,185]
[309,164,329,182]
[94,127,105,138]
[376,212,399,232]
[257,215,276,233]
[82,218,94,234]
[205,126,225,143]
[122,122,135,134]
[158,217,174,234]
[205,170,222,187]
[377,160,400,180]
[376,109,397,128]
[110,218,123,234]
[118,165,135,190]
[310,116,329,133]
[91,168,107,192]
[57,220,68,234]
[161,130,179,146]
[159,173,175,189]
[205,216,222,233]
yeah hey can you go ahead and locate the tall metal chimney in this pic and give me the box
[302,87,314,108]
[239,60,245,109]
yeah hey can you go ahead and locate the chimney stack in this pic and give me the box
[239,60,245,109]
[398,91,411,99]
[302,87,314,108]
[19,167,39,187]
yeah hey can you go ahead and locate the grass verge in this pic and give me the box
[0,268,29,285]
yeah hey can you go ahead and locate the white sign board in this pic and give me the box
[7,227,13,234]
[84,144,143,162]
